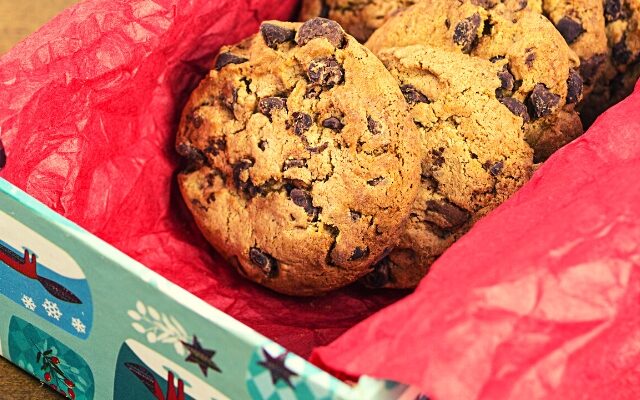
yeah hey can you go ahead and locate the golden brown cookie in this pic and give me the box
[361,46,534,289]
[299,0,416,42]
[176,18,421,296]
[366,0,584,162]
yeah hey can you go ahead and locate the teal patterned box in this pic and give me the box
[0,178,420,399]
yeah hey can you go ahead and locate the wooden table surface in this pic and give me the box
[1,2,78,398]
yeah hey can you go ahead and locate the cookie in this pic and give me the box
[299,0,416,42]
[361,45,534,289]
[580,0,640,126]
[176,18,421,296]
[366,0,584,162]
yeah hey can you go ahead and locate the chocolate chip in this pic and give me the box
[322,117,344,132]
[488,161,503,176]
[490,55,505,63]
[580,54,606,85]
[258,140,268,151]
[350,210,362,221]
[307,142,329,153]
[282,158,307,171]
[232,158,257,197]
[514,0,528,11]
[612,39,632,65]
[186,112,203,128]
[367,177,384,186]
[260,23,296,49]
[483,19,493,36]
[566,69,583,104]
[290,188,321,220]
[604,0,624,23]
[349,246,370,261]
[0,139,6,170]
[555,17,584,44]
[453,13,482,54]
[472,0,497,9]
[425,199,471,231]
[308,57,344,88]
[191,199,207,212]
[525,51,536,68]
[204,137,227,156]
[291,112,313,135]
[367,116,382,134]
[176,143,206,164]
[499,97,530,122]
[400,84,431,104]
[431,147,445,167]
[498,66,515,92]
[362,258,392,288]
[249,247,278,277]
[526,84,560,119]
[215,52,248,70]
[297,18,346,48]
[258,97,287,119]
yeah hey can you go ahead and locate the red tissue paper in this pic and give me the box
[312,83,640,398]
[0,0,406,359]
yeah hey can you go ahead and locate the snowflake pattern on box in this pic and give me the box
[128,300,189,355]
[245,342,351,400]
[22,294,36,311]
[43,298,62,320]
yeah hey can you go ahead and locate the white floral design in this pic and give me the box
[71,317,86,334]
[42,299,62,320]
[21,295,36,311]
[128,300,189,355]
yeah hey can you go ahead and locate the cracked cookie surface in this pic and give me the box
[299,0,417,42]
[361,45,534,289]
[176,18,421,296]
[366,0,584,162]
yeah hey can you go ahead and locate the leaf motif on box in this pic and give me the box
[127,300,189,356]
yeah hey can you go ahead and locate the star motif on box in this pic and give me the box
[180,335,221,376]
[257,349,298,389]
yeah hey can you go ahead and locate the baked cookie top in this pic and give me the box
[176,18,421,296]
[366,0,584,162]
[362,45,534,288]
[299,0,417,42]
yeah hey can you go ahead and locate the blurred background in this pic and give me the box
[1,2,76,398]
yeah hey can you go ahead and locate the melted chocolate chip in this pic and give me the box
[566,69,583,104]
[367,177,384,186]
[499,97,530,122]
[260,23,296,49]
[431,147,445,167]
[367,116,382,134]
[555,17,584,44]
[612,39,632,65]
[307,142,329,153]
[308,57,344,88]
[453,13,482,53]
[258,140,268,151]
[526,84,560,119]
[490,55,505,63]
[204,137,227,156]
[514,0,528,11]
[291,112,313,135]
[249,247,278,277]
[497,66,515,94]
[176,143,206,164]
[186,112,203,129]
[400,84,431,104]
[232,158,257,197]
[215,52,248,70]
[425,199,471,232]
[488,161,503,176]
[525,51,536,68]
[282,158,307,171]
[350,210,362,221]
[290,188,321,220]
[322,117,344,132]
[349,247,370,261]
[604,0,624,23]
[297,18,346,48]
[258,97,287,119]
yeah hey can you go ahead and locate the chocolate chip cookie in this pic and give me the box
[366,0,584,162]
[580,0,640,125]
[176,18,421,296]
[361,45,534,289]
[299,0,416,42]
